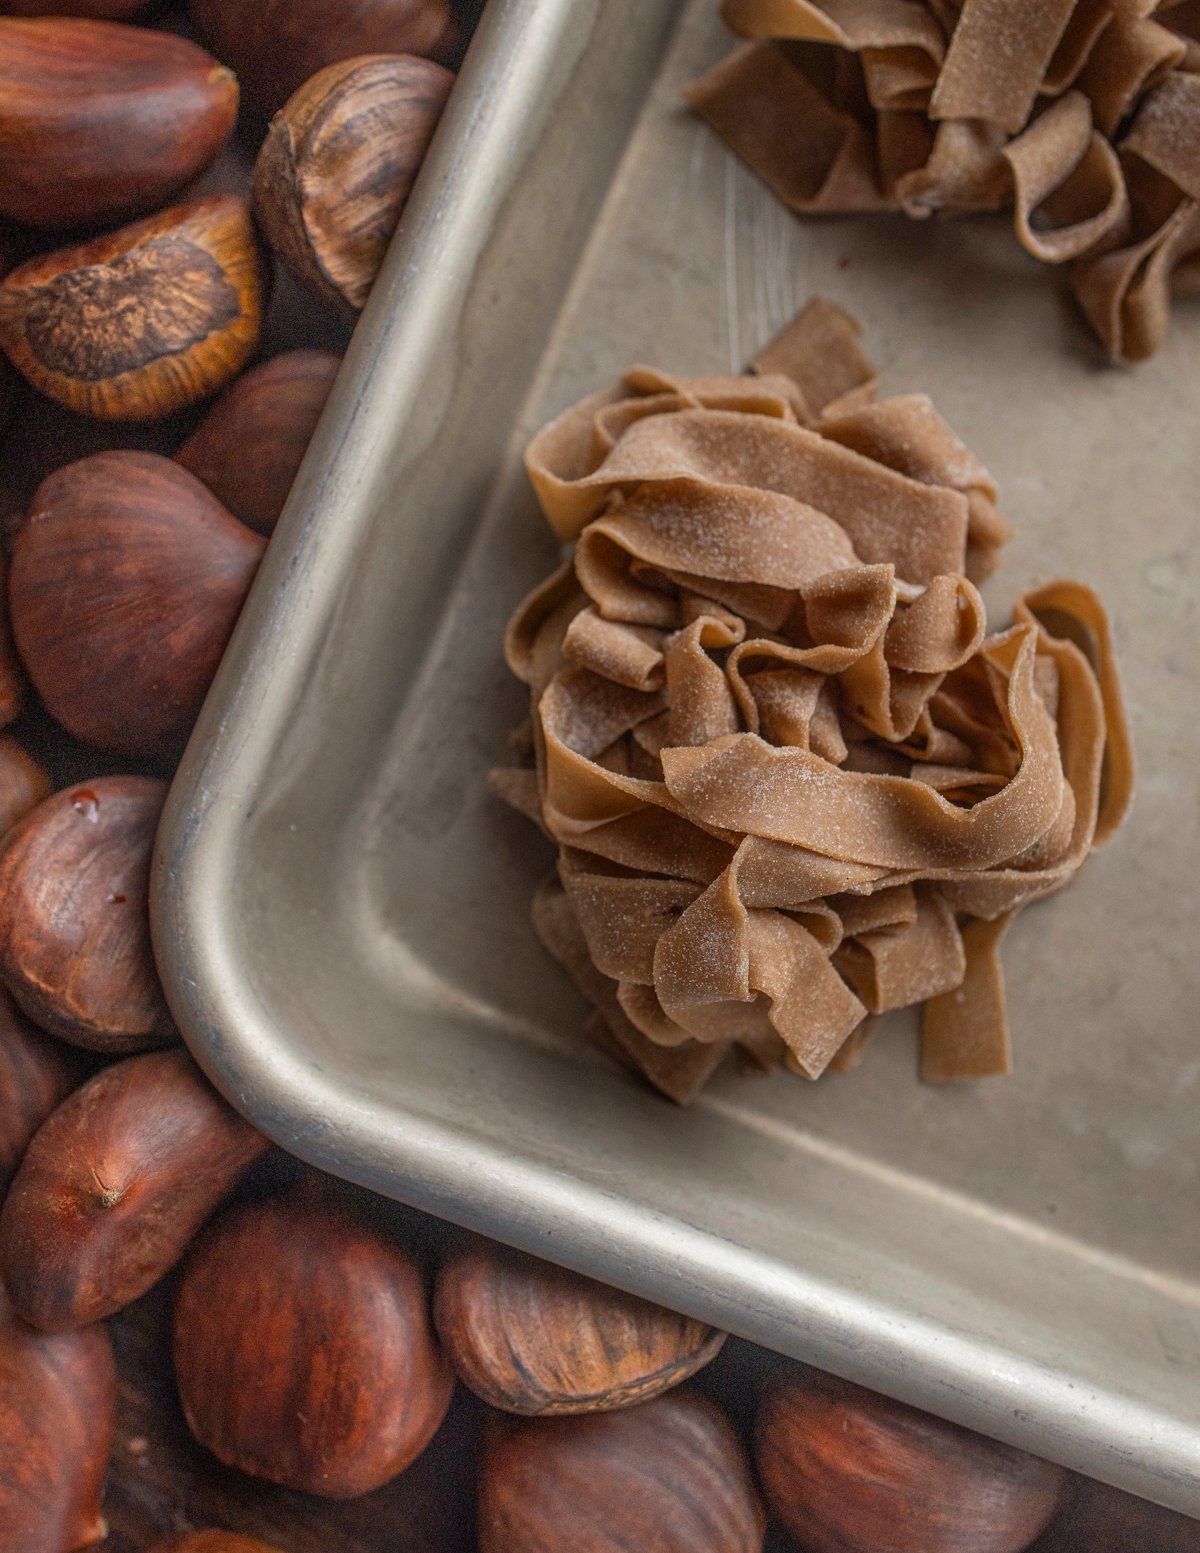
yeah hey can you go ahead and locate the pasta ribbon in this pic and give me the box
[684,0,1200,361]
[497,302,1132,1101]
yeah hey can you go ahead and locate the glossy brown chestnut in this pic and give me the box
[0,196,266,420]
[173,1179,455,1497]
[1,1048,269,1330]
[176,349,341,533]
[755,1369,1067,1553]
[434,1235,727,1416]
[479,1389,765,1553]
[0,1281,116,1553]
[0,987,77,1191]
[147,1536,286,1553]
[191,0,461,115]
[0,776,173,1050]
[253,53,453,314]
[0,18,238,229]
[10,452,266,756]
[0,733,50,835]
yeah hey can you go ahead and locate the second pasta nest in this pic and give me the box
[686,0,1200,364]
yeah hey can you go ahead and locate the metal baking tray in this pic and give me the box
[152,0,1200,1516]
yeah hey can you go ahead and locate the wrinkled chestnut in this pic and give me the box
[1,1048,269,1330]
[756,1369,1066,1553]
[479,1389,765,1553]
[10,452,265,757]
[253,53,453,314]
[0,196,266,420]
[435,1235,726,1415]
[0,988,77,1191]
[0,18,238,229]
[0,733,51,836]
[147,1537,286,1553]
[190,0,461,115]
[0,1281,116,1552]
[0,776,173,1050]
[176,349,341,533]
[174,1179,455,1497]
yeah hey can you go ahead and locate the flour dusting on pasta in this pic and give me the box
[494,301,1133,1103]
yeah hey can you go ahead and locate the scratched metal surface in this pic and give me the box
[155,0,1200,1516]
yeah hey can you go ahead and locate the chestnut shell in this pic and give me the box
[173,1181,455,1498]
[252,53,454,315]
[190,0,461,114]
[0,18,238,229]
[755,1369,1067,1553]
[0,196,266,421]
[0,986,77,1191]
[175,349,341,533]
[479,1389,765,1553]
[434,1235,726,1415]
[0,1047,269,1330]
[0,775,174,1050]
[0,1280,116,1553]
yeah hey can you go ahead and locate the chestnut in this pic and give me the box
[434,1235,726,1415]
[173,1178,455,1497]
[0,196,266,420]
[0,1280,116,1553]
[253,53,454,315]
[755,1369,1066,1553]
[0,776,174,1051]
[0,732,51,835]
[176,348,342,533]
[0,18,238,229]
[479,1389,765,1553]
[190,0,461,115]
[0,1047,269,1330]
[10,451,265,757]
[0,987,77,1192]
[147,1537,286,1553]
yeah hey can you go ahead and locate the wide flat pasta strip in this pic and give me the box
[920,913,1014,1079]
[1004,93,1131,264]
[930,0,1079,133]
[532,877,730,1104]
[750,297,880,418]
[682,42,890,214]
[1072,190,1200,360]
[1123,69,1200,198]
[683,0,1200,358]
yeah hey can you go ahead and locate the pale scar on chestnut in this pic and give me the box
[21,238,241,380]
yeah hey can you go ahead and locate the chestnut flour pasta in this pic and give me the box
[493,301,1133,1103]
[685,0,1200,363]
